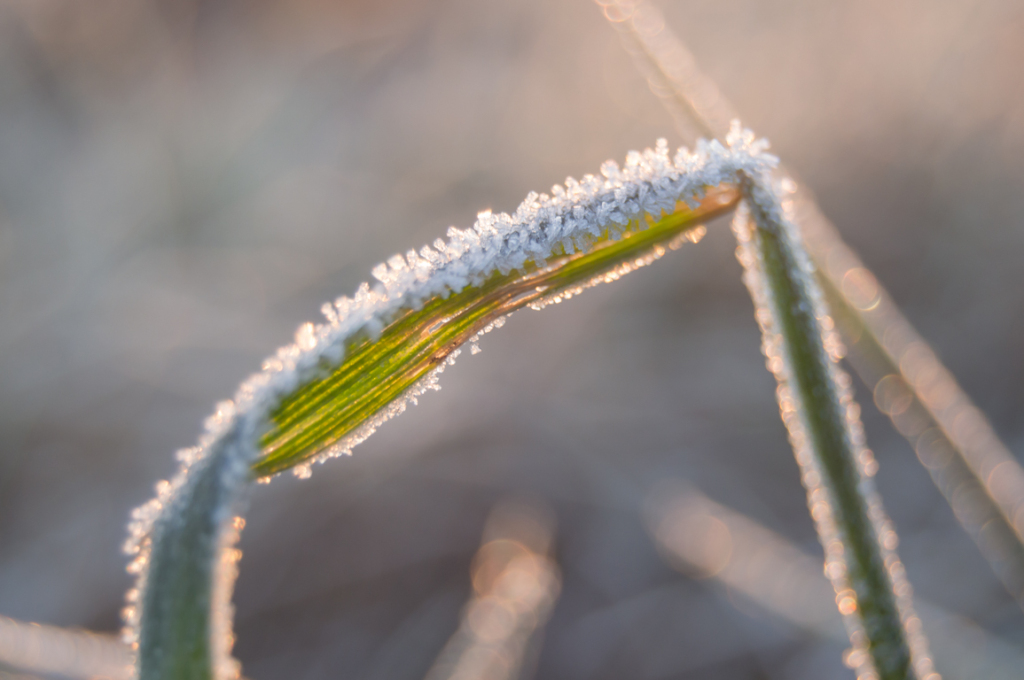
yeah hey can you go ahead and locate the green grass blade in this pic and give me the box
[129,188,741,678]
[134,424,249,680]
[601,0,1024,612]
[126,132,775,680]
[253,187,739,477]
[736,176,919,680]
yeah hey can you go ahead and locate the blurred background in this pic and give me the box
[0,0,1023,678]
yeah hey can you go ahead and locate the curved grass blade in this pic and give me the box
[254,186,739,477]
[126,134,776,680]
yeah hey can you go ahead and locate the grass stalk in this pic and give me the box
[599,0,1024,608]
[132,422,250,680]
[735,175,927,680]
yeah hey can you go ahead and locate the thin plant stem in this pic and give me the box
[424,502,560,680]
[821,273,1024,601]
[0,615,131,680]
[599,0,1024,608]
[135,423,249,680]
[735,175,929,680]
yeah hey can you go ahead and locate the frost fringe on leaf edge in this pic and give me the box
[122,122,776,678]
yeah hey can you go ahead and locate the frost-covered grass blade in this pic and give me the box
[126,133,773,680]
[600,0,1024,613]
[733,179,927,679]
[254,187,738,477]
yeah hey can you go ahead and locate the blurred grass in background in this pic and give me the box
[0,1,1022,678]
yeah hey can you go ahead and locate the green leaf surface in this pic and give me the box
[744,179,915,680]
[139,425,245,680]
[253,186,739,477]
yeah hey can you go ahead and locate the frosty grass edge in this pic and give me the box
[123,122,777,677]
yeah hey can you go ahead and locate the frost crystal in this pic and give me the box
[123,122,776,678]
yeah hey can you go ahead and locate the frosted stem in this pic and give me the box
[735,174,932,680]
[599,0,1024,609]
[131,420,253,680]
[124,134,772,680]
